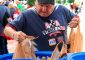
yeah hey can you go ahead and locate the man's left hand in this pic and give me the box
[68,16,80,28]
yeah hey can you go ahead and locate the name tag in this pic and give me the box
[48,38,56,46]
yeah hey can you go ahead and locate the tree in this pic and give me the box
[27,0,35,6]
[56,0,66,4]
[67,0,75,3]
[56,0,61,4]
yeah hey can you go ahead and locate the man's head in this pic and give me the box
[35,0,55,17]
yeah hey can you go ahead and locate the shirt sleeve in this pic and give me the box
[9,13,25,31]
[61,5,76,23]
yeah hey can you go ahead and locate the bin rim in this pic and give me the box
[70,52,85,58]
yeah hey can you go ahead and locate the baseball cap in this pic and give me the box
[37,0,55,4]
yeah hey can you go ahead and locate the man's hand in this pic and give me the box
[68,16,80,28]
[13,31,28,42]
[13,31,36,43]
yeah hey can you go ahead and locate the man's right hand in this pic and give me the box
[13,31,36,43]
[13,31,28,42]
[4,26,36,43]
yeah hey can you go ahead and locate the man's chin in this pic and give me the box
[40,14,49,17]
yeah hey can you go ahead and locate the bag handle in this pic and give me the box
[51,41,67,60]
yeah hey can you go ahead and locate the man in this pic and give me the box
[0,0,10,54]
[4,0,79,51]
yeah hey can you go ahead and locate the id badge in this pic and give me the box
[48,38,56,46]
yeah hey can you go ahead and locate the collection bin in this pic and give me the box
[0,51,66,60]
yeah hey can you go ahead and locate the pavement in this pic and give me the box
[7,40,18,53]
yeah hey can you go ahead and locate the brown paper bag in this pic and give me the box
[12,37,36,59]
[68,23,83,53]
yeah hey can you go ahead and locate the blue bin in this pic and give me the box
[0,51,66,60]
[67,52,85,60]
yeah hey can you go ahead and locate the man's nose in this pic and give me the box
[42,6,47,12]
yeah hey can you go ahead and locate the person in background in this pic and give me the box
[70,2,79,14]
[0,0,11,54]
[16,1,25,12]
[8,3,16,20]
[4,0,79,55]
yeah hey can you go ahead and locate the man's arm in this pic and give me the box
[4,25,16,38]
[4,24,28,42]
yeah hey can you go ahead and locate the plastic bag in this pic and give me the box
[12,37,36,59]
[68,23,83,53]
[51,42,67,60]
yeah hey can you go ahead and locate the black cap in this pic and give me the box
[37,0,55,4]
